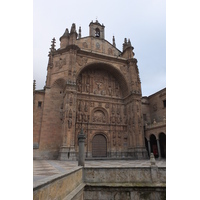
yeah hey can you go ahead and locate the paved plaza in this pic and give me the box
[33,159,166,188]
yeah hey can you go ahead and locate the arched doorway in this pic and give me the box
[150,134,158,158]
[92,134,107,157]
[159,133,166,158]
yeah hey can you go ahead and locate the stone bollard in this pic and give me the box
[150,153,158,182]
[78,129,86,166]
[150,153,156,165]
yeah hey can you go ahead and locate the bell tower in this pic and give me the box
[89,20,105,39]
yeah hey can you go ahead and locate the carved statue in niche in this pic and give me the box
[118,132,121,146]
[111,104,115,114]
[116,105,120,115]
[124,116,127,124]
[113,132,116,146]
[84,102,88,112]
[111,115,115,124]
[68,118,72,129]
[69,96,73,106]
[108,86,112,96]
[82,113,87,122]
[69,109,72,118]
[78,101,81,111]
[77,112,82,122]
[86,83,90,93]
[116,116,121,124]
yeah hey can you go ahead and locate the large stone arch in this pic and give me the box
[76,62,129,97]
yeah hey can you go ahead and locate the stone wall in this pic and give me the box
[33,166,166,200]
[33,168,83,200]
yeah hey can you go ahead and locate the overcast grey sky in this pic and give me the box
[33,0,166,96]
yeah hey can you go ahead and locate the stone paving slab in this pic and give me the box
[33,159,166,188]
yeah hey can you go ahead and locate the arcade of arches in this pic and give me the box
[145,133,166,159]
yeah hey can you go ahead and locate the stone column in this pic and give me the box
[78,129,86,166]
[156,139,162,160]
[147,139,151,157]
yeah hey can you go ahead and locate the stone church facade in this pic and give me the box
[33,20,165,160]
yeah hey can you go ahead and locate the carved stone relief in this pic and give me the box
[76,56,88,66]
[55,57,66,69]
[92,110,106,123]
[77,69,122,97]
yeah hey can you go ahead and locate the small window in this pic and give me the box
[38,101,42,107]
[95,28,100,37]
[163,100,166,108]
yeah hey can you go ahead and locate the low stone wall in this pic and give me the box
[84,186,166,200]
[83,166,166,200]
[33,164,166,200]
[83,167,166,184]
[33,168,83,200]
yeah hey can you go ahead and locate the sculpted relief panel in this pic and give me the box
[92,110,106,123]
[77,68,122,98]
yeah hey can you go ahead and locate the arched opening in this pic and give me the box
[159,133,166,158]
[92,134,107,157]
[150,134,158,158]
[95,28,100,37]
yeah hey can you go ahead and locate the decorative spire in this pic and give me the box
[113,36,116,47]
[33,80,36,91]
[128,38,131,45]
[78,26,81,38]
[123,37,133,51]
[50,37,56,52]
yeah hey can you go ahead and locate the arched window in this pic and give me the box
[95,28,100,37]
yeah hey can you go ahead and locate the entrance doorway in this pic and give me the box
[92,134,107,157]
[159,133,166,158]
[150,134,158,158]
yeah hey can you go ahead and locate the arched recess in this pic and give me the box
[76,62,129,97]
[91,107,109,123]
[51,78,66,90]
[159,132,166,158]
[92,133,107,157]
[150,134,158,158]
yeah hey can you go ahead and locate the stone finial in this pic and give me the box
[78,26,81,38]
[124,38,127,44]
[128,38,131,45]
[113,36,116,47]
[70,23,76,33]
[33,80,36,91]
[150,153,156,165]
[50,37,56,53]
